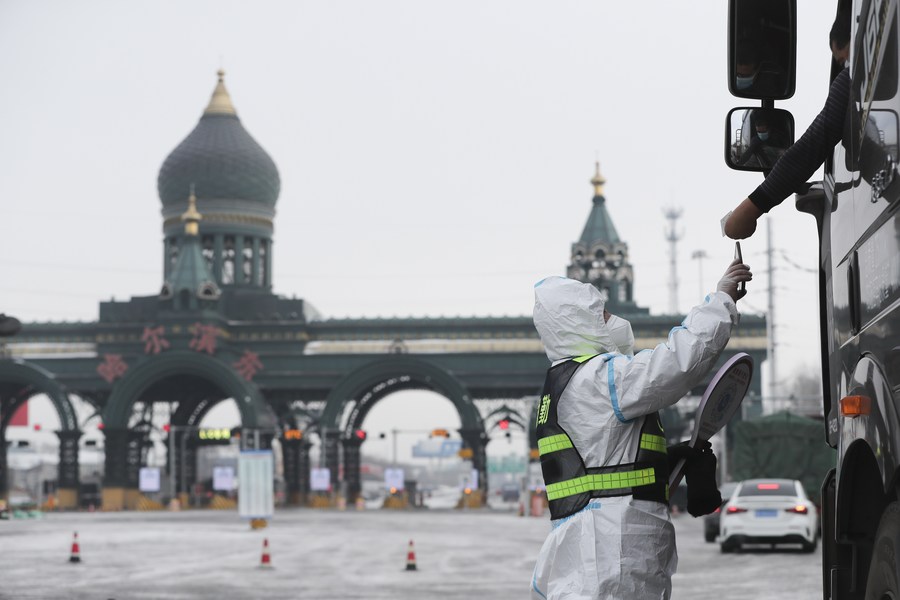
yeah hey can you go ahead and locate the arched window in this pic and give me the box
[242,236,254,283]
[258,241,268,286]
[202,235,214,271]
[169,239,179,270]
[222,236,235,284]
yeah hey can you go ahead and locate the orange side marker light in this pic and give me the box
[840,395,871,417]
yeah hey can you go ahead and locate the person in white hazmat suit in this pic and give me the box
[530,258,751,600]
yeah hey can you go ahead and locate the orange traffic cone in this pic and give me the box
[69,532,81,563]
[259,538,273,568]
[405,539,417,571]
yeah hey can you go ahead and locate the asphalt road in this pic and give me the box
[0,506,820,599]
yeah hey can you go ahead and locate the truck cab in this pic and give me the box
[725,1,900,597]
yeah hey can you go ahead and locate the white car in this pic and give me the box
[719,478,818,553]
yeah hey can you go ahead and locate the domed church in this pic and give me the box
[158,70,280,299]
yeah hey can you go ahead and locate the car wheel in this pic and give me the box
[864,501,900,600]
[720,539,736,553]
[801,538,817,553]
[705,530,716,543]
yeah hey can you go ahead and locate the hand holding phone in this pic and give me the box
[734,242,745,293]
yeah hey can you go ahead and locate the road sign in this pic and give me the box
[310,467,331,491]
[487,455,527,473]
[460,469,479,491]
[384,468,404,491]
[196,428,232,445]
[238,451,274,520]
[139,467,160,492]
[412,438,462,458]
[213,466,235,491]
[669,353,754,490]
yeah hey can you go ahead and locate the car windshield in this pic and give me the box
[738,481,796,497]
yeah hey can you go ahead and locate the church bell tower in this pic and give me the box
[566,163,640,313]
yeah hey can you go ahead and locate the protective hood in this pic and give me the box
[533,276,618,362]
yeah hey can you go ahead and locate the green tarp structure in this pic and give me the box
[731,411,836,504]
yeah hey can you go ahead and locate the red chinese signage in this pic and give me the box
[233,350,263,381]
[97,354,129,383]
[141,325,170,355]
[189,323,219,355]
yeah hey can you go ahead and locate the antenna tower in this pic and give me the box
[663,207,684,314]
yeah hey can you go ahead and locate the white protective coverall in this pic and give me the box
[530,276,740,600]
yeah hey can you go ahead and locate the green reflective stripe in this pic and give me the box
[545,468,656,501]
[537,434,573,455]
[573,354,598,363]
[639,434,667,454]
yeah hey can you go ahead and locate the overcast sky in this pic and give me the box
[1,1,836,458]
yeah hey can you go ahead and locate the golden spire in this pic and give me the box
[203,69,237,116]
[181,185,203,236]
[591,161,606,197]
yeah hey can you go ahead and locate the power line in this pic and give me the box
[0,260,158,275]
[778,250,817,273]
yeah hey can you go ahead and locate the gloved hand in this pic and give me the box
[716,258,752,302]
[682,444,722,518]
[724,197,763,239]
[666,440,700,473]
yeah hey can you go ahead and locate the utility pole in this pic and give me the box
[766,219,777,410]
[392,428,398,467]
[663,207,684,314]
[691,249,708,299]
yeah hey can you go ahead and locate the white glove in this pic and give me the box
[716,258,752,302]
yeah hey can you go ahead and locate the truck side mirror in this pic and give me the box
[728,0,797,100]
[725,107,795,171]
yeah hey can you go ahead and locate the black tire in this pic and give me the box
[865,501,900,600]
[801,537,817,553]
[705,530,716,543]
[720,539,736,553]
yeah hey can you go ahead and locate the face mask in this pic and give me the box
[757,131,769,141]
[605,314,635,357]
[736,75,755,90]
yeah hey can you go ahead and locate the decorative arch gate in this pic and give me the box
[101,350,276,509]
[0,359,81,508]
[321,356,487,504]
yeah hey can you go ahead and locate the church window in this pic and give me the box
[223,236,235,284]
[201,235,214,271]
[243,236,254,283]
[198,282,218,299]
[168,239,179,270]
[258,241,268,286]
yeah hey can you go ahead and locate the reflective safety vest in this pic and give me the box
[535,354,670,520]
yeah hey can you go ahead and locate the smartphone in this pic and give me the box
[734,242,745,293]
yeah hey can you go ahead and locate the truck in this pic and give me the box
[730,411,835,507]
[724,0,900,597]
